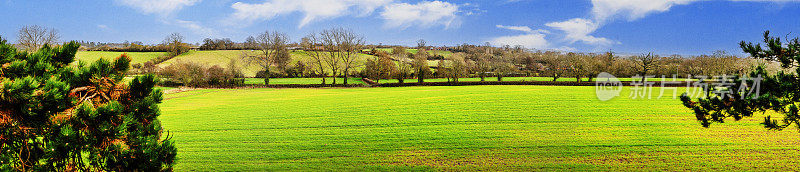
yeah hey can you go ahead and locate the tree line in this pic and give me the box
[11,25,782,87]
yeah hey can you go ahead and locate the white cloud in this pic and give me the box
[97,24,109,30]
[115,0,200,16]
[496,25,549,34]
[380,1,459,29]
[230,0,392,28]
[539,0,694,49]
[545,18,616,47]
[496,25,533,33]
[489,33,548,49]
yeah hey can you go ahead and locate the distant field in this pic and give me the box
[160,86,800,171]
[160,50,376,77]
[243,77,365,85]
[74,51,166,65]
[372,48,453,57]
[237,77,694,85]
[373,77,694,84]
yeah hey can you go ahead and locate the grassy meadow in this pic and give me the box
[159,86,800,171]
[159,50,377,77]
[74,51,166,65]
[242,77,366,85]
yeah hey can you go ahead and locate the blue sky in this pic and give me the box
[1,0,799,55]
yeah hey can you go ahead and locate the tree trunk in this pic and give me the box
[398,78,404,84]
[553,74,559,81]
[498,75,503,81]
[321,77,326,85]
[343,67,349,85]
[417,70,424,83]
[640,71,647,83]
[264,68,270,85]
[480,74,485,81]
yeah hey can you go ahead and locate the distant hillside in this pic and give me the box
[74,51,167,65]
[159,50,378,77]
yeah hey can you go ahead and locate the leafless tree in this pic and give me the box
[321,27,365,85]
[472,53,492,81]
[492,53,516,81]
[163,32,189,56]
[241,30,289,85]
[395,59,413,84]
[412,50,430,83]
[540,51,569,81]
[17,25,59,51]
[631,53,660,83]
[301,33,329,84]
[417,39,427,50]
[447,53,469,82]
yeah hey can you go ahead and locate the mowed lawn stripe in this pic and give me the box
[159,86,800,171]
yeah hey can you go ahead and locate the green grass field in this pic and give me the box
[160,50,377,77]
[373,77,694,84]
[159,86,800,171]
[372,48,454,57]
[74,51,166,65]
[243,77,366,85]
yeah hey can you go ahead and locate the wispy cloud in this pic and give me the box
[496,25,549,34]
[489,33,549,49]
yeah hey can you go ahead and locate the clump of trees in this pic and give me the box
[200,38,235,50]
[159,60,244,87]
[240,30,289,85]
[0,36,177,171]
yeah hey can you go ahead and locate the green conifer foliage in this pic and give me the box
[0,36,176,171]
[681,31,800,130]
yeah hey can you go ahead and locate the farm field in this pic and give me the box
[242,77,366,85]
[237,77,694,85]
[160,50,377,77]
[158,86,800,171]
[372,48,453,57]
[371,77,694,84]
[74,51,166,65]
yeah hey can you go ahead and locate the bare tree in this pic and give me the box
[631,53,660,83]
[163,32,189,56]
[540,51,569,81]
[241,30,289,85]
[447,53,469,82]
[395,59,413,84]
[17,25,59,51]
[321,28,365,85]
[412,49,430,83]
[472,53,492,81]
[492,54,516,82]
[301,33,328,84]
[417,39,427,50]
